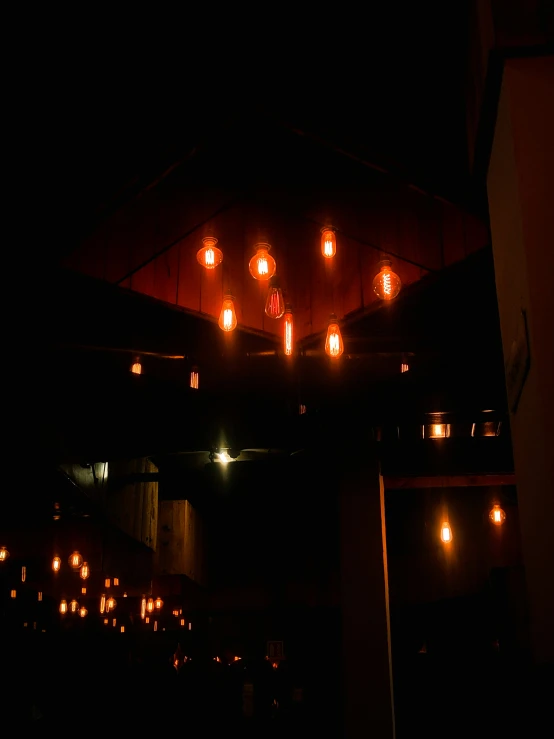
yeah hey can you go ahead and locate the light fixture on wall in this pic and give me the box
[130,357,142,375]
[249,243,276,281]
[373,259,401,300]
[218,293,237,332]
[284,305,293,356]
[321,227,336,259]
[265,276,285,319]
[489,505,506,526]
[325,314,344,358]
[196,236,223,269]
[440,522,453,543]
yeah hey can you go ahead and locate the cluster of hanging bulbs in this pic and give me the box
[197,229,403,358]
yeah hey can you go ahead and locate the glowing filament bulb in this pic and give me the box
[59,599,67,614]
[373,260,401,301]
[38,592,42,601]
[79,607,87,618]
[105,578,110,588]
[489,505,506,526]
[325,314,344,358]
[52,556,61,572]
[0,546,9,561]
[100,594,106,614]
[190,367,199,389]
[401,363,409,373]
[140,597,146,620]
[180,619,185,626]
[21,566,26,582]
[106,596,116,612]
[68,551,83,569]
[80,562,90,580]
[113,578,119,586]
[146,598,154,613]
[154,597,163,610]
[284,306,293,356]
[196,237,223,270]
[11,589,16,598]
[131,358,142,375]
[249,243,276,281]
[69,600,79,613]
[265,276,285,319]
[440,522,453,543]
[321,227,336,259]
[218,293,237,332]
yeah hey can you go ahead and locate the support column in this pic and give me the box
[340,446,395,738]
[487,55,554,664]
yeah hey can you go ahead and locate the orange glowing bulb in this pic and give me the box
[325,314,344,358]
[321,227,336,259]
[0,546,9,561]
[80,562,90,580]
[100,594,106,614]
[373,260,401,301]
[131,357,142,375]
[140,597,146,620]
[265,276,285,319]
[249,243,276,281]
[284,305,293,356]
[106,596,116,612]
[79,606,87,618]
[52,556,61,572]
[21,566,26,582]
[440,522,453,543]
[68,551,83,569]
[190,367,199,389]
[11,589,16,598]
[489,505,506,526]
[196,236,223,270]
[146,598,155,613]
[59,599,67,614]
[218,293,237,332]
[154,597,163,610]
[69,600,79,613]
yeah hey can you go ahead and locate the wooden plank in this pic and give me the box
[384,474,516,489]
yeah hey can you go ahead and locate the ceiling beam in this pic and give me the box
[384,474,516,489]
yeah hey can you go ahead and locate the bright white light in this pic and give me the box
[218,451,231,464]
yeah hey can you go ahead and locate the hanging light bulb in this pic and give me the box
[130,357,142,375]
[146,598,155,613]
[52,556,61,572]
[320,227,337,259]
[11,589,16,598]
[249,243,276,281]
[155,597,163,610]
[69,600,79,613]
[59,599,67,614]
[489,505,506,526]
[140,596,146,620]
[218,293,237,332]
[81,587,86,594]
[284,305,293,356]
[190,366,199,389]
[100,594,106,614]
[196,236,223,270]
[79,606,87,618]
[106,596,117,612]
[0,546,9,562]
[440,522,453,543]
[325,314,344,358]
[38,591,43,601]
[68,551,83,570]
[80,562,90,580]
[373,259,401,301]
[265,276,285,319]
[21,566,26,582]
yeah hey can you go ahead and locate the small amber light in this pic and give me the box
[68,552,83,569]
[69,600,79,613]
[79,606,87,618]
[38,592,43,601]
[21,566,26,582]
[106,596,116,612]
[180,619,185,627]
[11,589,16,599]
[249,243,276,281]
[59,599,67,614]
[373,259,401,300]
[113,578,119,586]
[0,546,9,561]
[131,358,142,375]
[489,505,506,526]
[190,367,199,389]
[146,598,154,613]
[320,227,336,259]
[140,597,146,620]
[440,522,453,543]
[197,236,223,270]
[325,314,344,358]
[218,293,238,332]
[80,562,90,580]
[52,556,61,572]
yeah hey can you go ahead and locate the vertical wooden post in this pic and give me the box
[340,446,395,738]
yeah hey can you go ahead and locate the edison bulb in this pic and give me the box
[249,243,276,281]
[79,606,87,618]
[80,562,90,580]
[265,277,285,319]
[284,305,293,356]
[140,597,146,620]
[325,314,344,358]
[68,551,83,569]
[106,596,117,612]
[52,556,61,572]
[59,599,68,615]
[196,236,223,269]
[146,598,155,613]
[489,505,506,526]
[155,597,163,610]
[69,600,79,613]
[321,227,336,259]
[218,294,237,332]
[440,522,453,543]
[373,260,401,300]
[0,546,9,561]
[131,358,142,375]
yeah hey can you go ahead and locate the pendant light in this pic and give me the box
[265,276,285,319]
[196,236,223,269]
[325,314,344,358]
[249,243,276,281]
[218,293,237,332]
[320,227,336,259]
[284,305,293,356]
[130,357,142,375]
[373,259,401,300]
